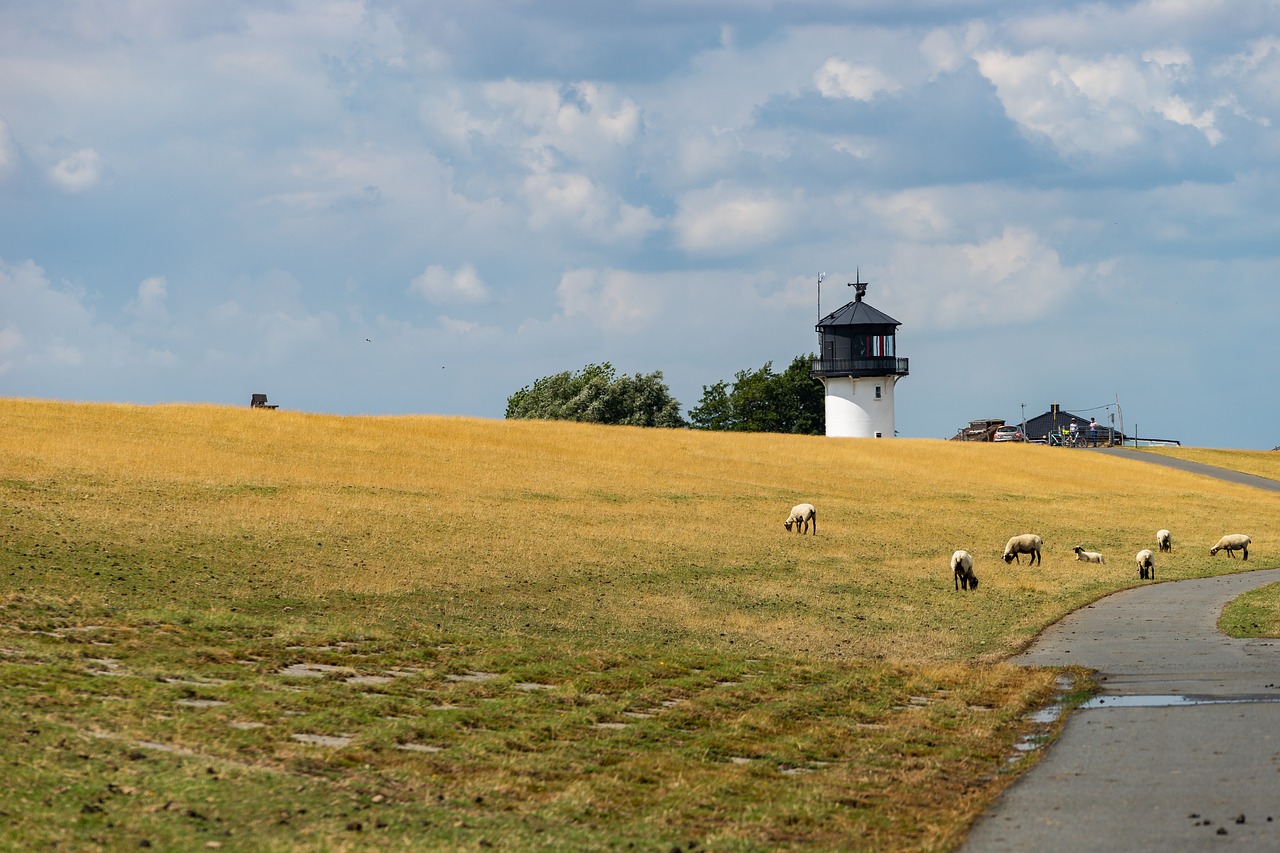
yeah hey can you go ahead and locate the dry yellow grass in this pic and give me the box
[6,398,1278,666]
[6,399,1280,849]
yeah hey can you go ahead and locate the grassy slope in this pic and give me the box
[1125,447,1280,639]
[4,400,1279,851]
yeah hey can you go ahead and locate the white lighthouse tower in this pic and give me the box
[811,279,908,438]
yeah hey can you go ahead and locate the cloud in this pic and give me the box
[889,227,1093,330]
[522,169,660,243]
[673,183,795,254]
[127,275,171,328]
[865,190,955,241]
[974,46,1224,156]
[203,299,334,367]
[48,147,105,192]
[409,263,491,304]
[483,79,642,165]
[0,256,131,376]
[0,119,17,182]
[556,268,664,331]
[814,58,901,101]
[920,28,970,75]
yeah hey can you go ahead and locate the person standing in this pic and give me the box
[1089,417,1099,447]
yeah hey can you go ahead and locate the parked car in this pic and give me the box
[993,425,1024,442]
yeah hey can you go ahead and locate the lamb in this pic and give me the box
[784,503,817,535]
[1210,534,1251,560]
[951,550,978,591]
[1136,549,1155,580]
[1002,534,1043,566]
[1073,546,1105,564]
[1156,529,1172,553]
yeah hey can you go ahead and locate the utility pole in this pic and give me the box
[816,272,825,351]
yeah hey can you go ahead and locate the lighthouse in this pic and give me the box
[811,280,909,438]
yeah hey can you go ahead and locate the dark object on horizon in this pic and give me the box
[250,393,279,410]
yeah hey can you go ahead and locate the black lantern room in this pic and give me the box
[811,283,909,379]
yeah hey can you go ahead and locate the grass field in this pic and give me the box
[4,399,1279,851]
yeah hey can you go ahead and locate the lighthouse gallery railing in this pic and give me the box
[810,357,909,378]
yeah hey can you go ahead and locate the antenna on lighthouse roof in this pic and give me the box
[849,268,868,302]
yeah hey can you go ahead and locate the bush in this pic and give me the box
[505,363,686,428]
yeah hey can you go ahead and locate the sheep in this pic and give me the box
[1136,549,1155,580]
[1073,546,1105,564]
[951,550,978,591]
[1156,529,1172,553]
[1002,534,1043,566]
[784,503,817,535]
[1210,534,1251,560]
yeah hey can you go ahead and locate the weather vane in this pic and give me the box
[849,267,867,302]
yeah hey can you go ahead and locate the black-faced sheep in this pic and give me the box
[1136,548,1155,580]
[1003,534,1043,566]
[784,503,817,535]
[1210,534,1251,560]
[1073,546,1105,564]
[1157,529,1172,553]
[951,550,978,591]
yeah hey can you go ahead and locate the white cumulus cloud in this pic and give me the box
[673,183,794,255]
[557,268,663,331]
[522,169,659,243]
[814,58,901,101]
[49,148,105,193]
[127,275,171,327]
[975,46,1224,156]
[890,227,1090,330]
[409,263,491,304]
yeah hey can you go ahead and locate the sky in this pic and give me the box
[2,1,1279,449]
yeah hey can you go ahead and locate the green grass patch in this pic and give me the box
[1220,582,1280,638]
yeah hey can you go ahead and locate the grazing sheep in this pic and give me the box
[1002,534,1043,566]
[1073,546,1105,564]
[784,503,817,535]
[1136,549,1156,580]
[1210,534,1251,560]
[951,550,978,591]
[1157,529,1172,553]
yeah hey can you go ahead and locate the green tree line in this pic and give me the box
[505,355,824,434]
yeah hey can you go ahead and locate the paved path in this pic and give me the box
[962,452,1280,851]
[1097,447,1280,494]
[962,570,1280,851]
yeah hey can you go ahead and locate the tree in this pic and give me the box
[688,354,824,434]
[505,363,686,428]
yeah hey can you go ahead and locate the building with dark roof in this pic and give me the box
[1022,408,1122,445]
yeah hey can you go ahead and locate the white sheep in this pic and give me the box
[951,550,978,591]
[1002,534,1043,566]
[1073,546,1105,564]
[784,503,817,535]
[1156,529,1172,553]
[1136,549,1155,580]
[1210,534,1251,560]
